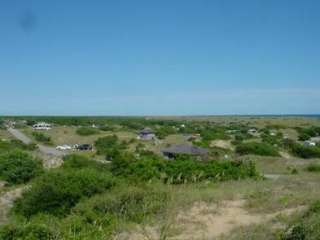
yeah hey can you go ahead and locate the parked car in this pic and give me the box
[74,144,93,151]
[56,145,72,150]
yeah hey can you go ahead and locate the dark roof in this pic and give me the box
[140,127,154,134]
[162,144,208,155]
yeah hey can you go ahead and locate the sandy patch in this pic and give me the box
[0,187,25,224]
[116,200,305,240]
[210,140,233,150]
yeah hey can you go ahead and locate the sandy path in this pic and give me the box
[0,187,25,224]
[7,128,65,168]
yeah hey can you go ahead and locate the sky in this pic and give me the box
[0,0,320,115]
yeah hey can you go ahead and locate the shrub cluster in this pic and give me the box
[296,126,320,141]
[32,132,52,144]
[14,168,114,217]
[0,139,37,153]
[111,153,258,184]
[76,127,99,136]
[306,163,320,172]
[284,140,320,159]
[95,135,126,160]
[236,142,280,157]
[0,150,43,184]
[282,201,320,240]
[0,184,169,240]
[155,126,177,139]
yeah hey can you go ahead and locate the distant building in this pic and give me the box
[184,133,201,142]
[33,122,51,130]
[162,144,209,160]
[137,127,155,140]
[248,128,258,135]
[304,141,316,147]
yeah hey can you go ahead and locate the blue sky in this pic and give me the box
[1,0,320,115]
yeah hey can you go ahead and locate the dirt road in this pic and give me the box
[7,128,65,157]
[7,128,32,144]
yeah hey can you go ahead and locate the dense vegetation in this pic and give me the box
[284,139,320,159]
[236,142,280,156]
[111,152,258,183]
[0,151,43,185]
[94,135,127,160]
[14,168,115,217]
[282,201,320,240]
[0,139,37,153]
[32,132,52,145]
[76,127,99,136]
[296,126,320,141]
[1,116,320,239]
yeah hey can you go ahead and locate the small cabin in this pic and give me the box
[138,127,155,140]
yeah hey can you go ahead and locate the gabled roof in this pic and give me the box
[162,144,208,155]
[140,127,154,134]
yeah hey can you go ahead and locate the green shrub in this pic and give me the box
[0,139,37,153]
[155,126,177,139]
[14,168,115,217]
[236,142,279,157]
[261,132,283,146]
[76,127,99,136]
[282,201,320,240]
[285,140,320,159]
[0,215,60,240]
[200,128,230,142]
[95,135,126,160]
[306,164,320,172]
[32,132,52,144]
[111,153,258,184]
[296,126,320,141]
[99,125,115,131]
[0,151,43,184]
[62,154,109,171]
[73,185,169,224]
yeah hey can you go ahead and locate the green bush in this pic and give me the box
[236,142,280,157]
[282,201,320,240]
[76,127,99,136]
[0,151,43,184]
[95,135,126,160]
[0,139,37,153]
[285,140,320,159]
[62,154,109,171]
[155,126,177,139]
[32,132,52,144]
[14,168,115,217]
[73,185,168,224]
[306,164,320,172]
[296,126,320,141]
[111,153,258,184]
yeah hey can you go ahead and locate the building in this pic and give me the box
[304,141,316,147]
[138,127,155,140]
[162,144,209,160]
[33,122,52,130]
[184,133,201,142]
[248,128,258,135]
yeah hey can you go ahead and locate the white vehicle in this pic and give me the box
[33,122,52,130]
[56,145,72,150]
